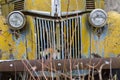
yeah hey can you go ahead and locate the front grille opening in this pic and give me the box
[34,17,81,60]
[14,0,24,11]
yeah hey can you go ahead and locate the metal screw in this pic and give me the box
[58,63,61,66]
[9,64,13,67]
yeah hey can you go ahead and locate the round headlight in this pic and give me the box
[89,9,107,27]
[7,11,26,30]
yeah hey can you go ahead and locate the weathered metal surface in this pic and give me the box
[0,0,120,61]
[0,58,120,72]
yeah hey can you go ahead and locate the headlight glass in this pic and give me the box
[89,9,107,27]
[7,11,26,30]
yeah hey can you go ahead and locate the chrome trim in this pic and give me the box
[21,10,91,19]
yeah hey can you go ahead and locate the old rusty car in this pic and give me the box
[0,0,120,80]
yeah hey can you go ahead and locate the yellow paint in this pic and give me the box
[26,16,36,59]
[104,11,120,57]
[95,0,104,8]
[25,0,51,11]
[0,12,36,60]
[1,2,14,17]
[0,16,15,60]
[25,0,85,12]
[90,11,120,57]
[61,0,85,11]
[0,0,98,59]
[81,15,90,57]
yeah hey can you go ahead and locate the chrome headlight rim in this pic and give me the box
[89,9,107,27]
[7,11,26,30]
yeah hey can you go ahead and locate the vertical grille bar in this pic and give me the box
[66,20,69,59]
[50,21,53,48]
[49,21,52,49]
[79,16,81,58]
[48,21,51,48]
[78,17,80,58]
[72,18,75,58]
[64,20,67,59]
[39,19,44,58]
[53,20,56,50]
[61,21,64,59]
[75,18,77,58]
[45,20,49,48]
[69,19,72,58]
[34,18,39,59]
[42,20,45,50]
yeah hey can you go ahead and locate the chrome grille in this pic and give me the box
[34,17,81,59]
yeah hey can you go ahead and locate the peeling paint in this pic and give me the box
[0,0,120,60]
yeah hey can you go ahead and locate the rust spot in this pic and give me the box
[91,53,102,58]
[9,48,14,56]
[8,43,12,46]
[0,30,2,35]
[117,54,120,57]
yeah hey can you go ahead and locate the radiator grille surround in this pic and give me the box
[34,17,82,60]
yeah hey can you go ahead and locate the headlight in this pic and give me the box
[7,11,26,30]
[89,9,107,27]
